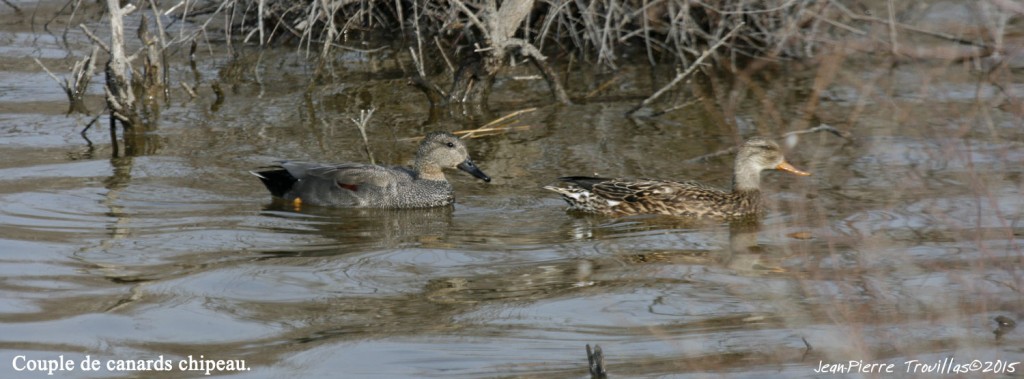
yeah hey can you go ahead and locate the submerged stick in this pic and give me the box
[36,46,98,114]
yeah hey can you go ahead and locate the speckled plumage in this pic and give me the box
[544,138,810,219]
[252,132,490,208]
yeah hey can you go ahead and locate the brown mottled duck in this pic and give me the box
[544,138,811,219]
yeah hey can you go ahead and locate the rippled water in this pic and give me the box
[1,3,1022,379]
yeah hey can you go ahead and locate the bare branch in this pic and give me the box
[79,24,110,53]
[449,0,489,39]
[350,107,377,165]
[627,22,746,117]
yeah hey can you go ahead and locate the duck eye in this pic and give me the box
[446,142,455,148]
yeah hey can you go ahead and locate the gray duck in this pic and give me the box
[253,131,490,208]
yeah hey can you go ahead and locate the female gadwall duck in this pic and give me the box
[544,138,810,219]
[253,131,490,208]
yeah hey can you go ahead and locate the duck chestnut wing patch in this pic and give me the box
[311,164,395,193]
[336,182,359,191]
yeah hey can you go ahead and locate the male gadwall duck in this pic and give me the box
[544,138,810,219]
[253,131,490,208]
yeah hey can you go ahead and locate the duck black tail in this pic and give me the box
[251,169,297,198]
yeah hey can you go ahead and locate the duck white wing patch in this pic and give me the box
[544,185,590,200]
[567,191,589,201]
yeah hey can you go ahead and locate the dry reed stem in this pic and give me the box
[401,108,537,142]
[455,124,533,139]
[480,107,538,129]
[458,107,538,139]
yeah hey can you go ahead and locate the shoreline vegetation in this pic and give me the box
[31,1,1019,155]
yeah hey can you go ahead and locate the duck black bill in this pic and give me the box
[457,159,491,182]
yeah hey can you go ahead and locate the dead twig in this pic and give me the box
[180,82,197,99]
[514,40,572,105]
[79,24,111,53]
[2,0,22,13]
[81,113,103,136]
[450,0,488,38]
[451,0,572,105]
[351,107,376,165]
[627,22,746,117]
[434,36,455,73]
[34,46,98,114]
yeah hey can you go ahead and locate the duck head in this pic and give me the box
[733,137,810,191]
[416,132,491,182]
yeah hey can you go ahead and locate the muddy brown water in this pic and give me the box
[1,2,1022,379]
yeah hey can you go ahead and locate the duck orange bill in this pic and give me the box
[776,161,811,176]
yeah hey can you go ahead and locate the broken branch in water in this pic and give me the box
[35,44,99,115]
[104,0,139,128]
[586,344,607,379]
